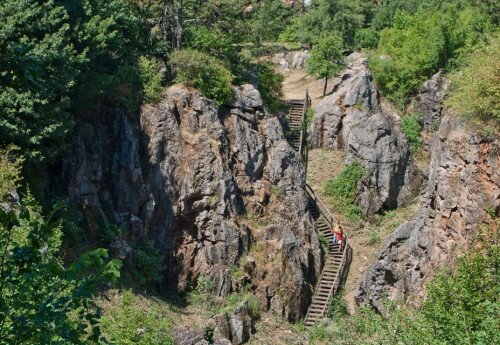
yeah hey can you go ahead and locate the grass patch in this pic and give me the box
[99,290,175,345]
[324,162,365,221]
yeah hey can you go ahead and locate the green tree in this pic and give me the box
[0,0,81,161]
[446,35,500,128]
[297,0,364,48]
[307,34,345,95]
[250,0,298,44]
[0,152,122,343]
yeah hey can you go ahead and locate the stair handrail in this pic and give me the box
[322,235,349,316]
[305,183,335,228]
[298,89,308,157]
[305,235,349,325]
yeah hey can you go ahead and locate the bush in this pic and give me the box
[400,113,423,153]
[324,162,365,220]
[0,193,121,343]
[305,108,315,131]
[132,240,165,287]
[170,49,234,106]
[446,35,500,128]
[355,27,379,49]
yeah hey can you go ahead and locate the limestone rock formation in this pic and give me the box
[62,84,321,325]
[310,55,419,214]
[355,115,500,313]
[408,71,450,130]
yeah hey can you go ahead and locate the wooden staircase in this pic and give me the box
[285,99,306,153]
[283,91,349,328]
[304,185,349,327]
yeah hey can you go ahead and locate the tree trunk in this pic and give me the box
[163,0,182,51]
[323,76,328,96]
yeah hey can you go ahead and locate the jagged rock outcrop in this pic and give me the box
[408,71,451,130]
[214,302,255,345]
[355,115,500,313]
[310,55,420,214]
[62,84,321,326]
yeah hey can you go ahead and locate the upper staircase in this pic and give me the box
[285,90,310,158]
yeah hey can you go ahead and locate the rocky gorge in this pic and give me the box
[60,84,321,341]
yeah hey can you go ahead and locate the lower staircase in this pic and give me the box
[304,191,348,327]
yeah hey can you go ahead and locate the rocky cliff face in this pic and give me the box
[309,56,420,215]
[61,84,320,323]
[408,71,450,130]
[355,115,500,312]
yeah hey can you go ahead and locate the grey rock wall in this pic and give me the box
[355,115,500,313]
[310,55,420,215]
[62,84,321,324]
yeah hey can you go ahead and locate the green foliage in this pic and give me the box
[446,35,500,127]
[219,292,261,320]
[139,56,164,104]
[354,27,379,49]
[400,113,423,153]
[0,0,80,160]
[254,61,284,112]
[0,147,23,202]
[271,186,285,199]
[250,0,298,44]
[132,240,165,287]
[324,162,365,220]
[100,290,175,345]
[171,49,234,106]
[369,5,492,107]
[0,0,151,161]
[307,33,346,79]
[297,0,364,48]
[305,108,315,131]
[0,195,121,344]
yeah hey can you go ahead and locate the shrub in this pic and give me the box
[324,162,365,220]
[170,49,234,106]
[355,27,379,49]
[305,108,315,131]
[400,113,423,153]
[0,193,121,343]
[132,240,165,287]
[446,35,500,128]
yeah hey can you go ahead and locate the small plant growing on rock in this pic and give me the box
[324,162,365,220]
[271,186,285,199]
[401,112,423,153]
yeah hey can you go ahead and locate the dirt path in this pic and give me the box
[282,69,338,107]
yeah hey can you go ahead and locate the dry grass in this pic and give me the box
[307,148,419,312]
